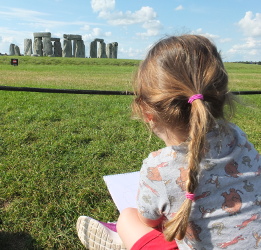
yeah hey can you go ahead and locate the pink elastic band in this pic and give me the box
[185,192,195,201]
[188,94,204,104]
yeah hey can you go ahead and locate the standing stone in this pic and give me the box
[53,39,62,57]
[75,40,85,58]
[14,45,21,56]
[9,44,15,56]
[98,41,107,58]
[62,39,72,57]
[34,37,43,56]
[112,42,118,59]
[42,37,53,56]
[24,39,33,56]
[106,43,112,58]
[90,41,97,58]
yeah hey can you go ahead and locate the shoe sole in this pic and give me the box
[76,216,126,250]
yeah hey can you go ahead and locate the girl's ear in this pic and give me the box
[143,113,154,123]
[140,104,154,123]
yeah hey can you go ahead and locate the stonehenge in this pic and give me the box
[33,32,61,57]
[90,38,118,58]
[62,34,85,58]
[8,32,118,58]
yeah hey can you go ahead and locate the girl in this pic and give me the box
[77,35,261,250]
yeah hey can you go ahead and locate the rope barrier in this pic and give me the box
[0,85,260,95]
[230,91,261,95]
[0,86,133,95]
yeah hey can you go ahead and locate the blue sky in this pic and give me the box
[0,0,260,61]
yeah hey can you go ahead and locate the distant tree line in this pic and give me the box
[234,61,261,65]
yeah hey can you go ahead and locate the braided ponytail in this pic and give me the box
[164,98,210,241]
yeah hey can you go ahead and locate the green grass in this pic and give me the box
[0,56,139,91]
[0,56,260,249]
[225,63,261,90]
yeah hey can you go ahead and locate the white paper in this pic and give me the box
[103,171,140,212]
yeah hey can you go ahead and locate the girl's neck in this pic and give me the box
[152,125,188,147]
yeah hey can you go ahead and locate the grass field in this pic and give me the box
[0,56,260,249]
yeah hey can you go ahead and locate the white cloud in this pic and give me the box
[192,28,233,47]
[0,7,96,31]
[81,24,91,31]
[98,6,157,25]
[192,28,219,41]
[137,20,163,37]
[82,28,111,42]
[118,47,145,59]
[2,36,15,43]
[227,11,261,61]
[238,11,261,37]
[105,31,112,37]
[229,37,261,53]
[175,5,184,11]
[0,7,48,20]
[91,0,115,12]
[219,38,232,43]
[92,3,162,37]
[228,37,261,60]
[93,27,104,37]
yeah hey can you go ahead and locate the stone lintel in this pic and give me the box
[94,38,104,43]
[63,34,82,40]
[51,38,61,42]
[33,32,51,38]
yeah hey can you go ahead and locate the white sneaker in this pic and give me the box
[76,216,127,250]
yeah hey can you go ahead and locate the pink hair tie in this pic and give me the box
[185,192,195,201]
[188,94,204,104]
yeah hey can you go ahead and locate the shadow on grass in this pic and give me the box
[0,231,37,250]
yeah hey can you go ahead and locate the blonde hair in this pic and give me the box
[132,35,234,241]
